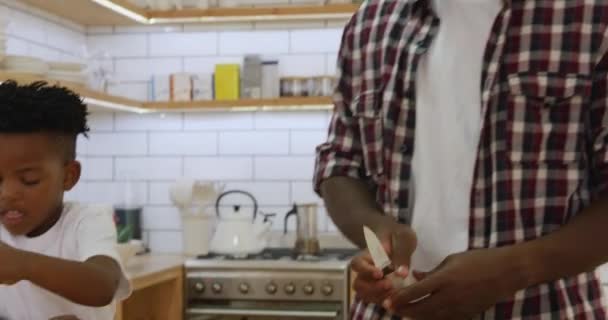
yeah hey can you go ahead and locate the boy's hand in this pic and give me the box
[0,241,27,285]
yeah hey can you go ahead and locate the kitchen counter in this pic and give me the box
[124,254,185,290]
[115,255,185,320]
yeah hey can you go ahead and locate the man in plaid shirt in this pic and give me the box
[314,0,608,319]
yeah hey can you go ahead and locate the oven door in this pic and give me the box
[187,301,342,320]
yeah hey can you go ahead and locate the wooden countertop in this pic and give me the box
[117,255,185,320]
[124,255,185,291]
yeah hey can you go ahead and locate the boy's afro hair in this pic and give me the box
[0,80,89,136]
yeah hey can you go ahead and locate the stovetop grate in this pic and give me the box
[196,247,357,261]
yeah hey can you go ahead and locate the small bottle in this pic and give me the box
[114,175,143,244]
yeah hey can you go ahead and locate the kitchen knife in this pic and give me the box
[363,225,393,274]
[363,225,416,289]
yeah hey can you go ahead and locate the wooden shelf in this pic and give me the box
[0,72,333,113]
[147,4,360,22]
[20,0,144,26]
[20,0,359,26]
[144,96,333,112]
[0,71,145,112]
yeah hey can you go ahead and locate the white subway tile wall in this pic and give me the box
[219,31,289,55]
[149,32,218,57]
[69,111,333,253]
[2,1,85,62]
[6,5,344,253]
[107,82,150,101]
[87,34,148,58]
[84,21,346,103]
[114,58,183,82]
[219,131,289,155]
[150,132,218,155]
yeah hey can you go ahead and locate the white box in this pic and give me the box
[170,73,193,102]
[241,54,262,99]
[151,74,170,101]
[192,73,213,100]
[261,60,279,98]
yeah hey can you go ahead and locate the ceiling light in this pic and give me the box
[84,97,151,114]
[148,13,351,24]
[90,0,352,24]
[90,0,150,24]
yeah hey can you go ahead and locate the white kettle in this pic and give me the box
[209,190,273,258]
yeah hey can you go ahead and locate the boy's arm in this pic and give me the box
[2,245,121,307]
[0,205,130,307]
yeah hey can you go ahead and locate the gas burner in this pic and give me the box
[196,248,357,262]
[195,252,255,260]
[295,254,321,262]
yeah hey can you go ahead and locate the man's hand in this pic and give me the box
[383,247,526,319]
[351,222,417,305]
[0,241,26,285]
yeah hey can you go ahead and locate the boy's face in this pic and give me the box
[0,133,80,237]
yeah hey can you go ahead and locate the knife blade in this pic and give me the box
[363,225,416,289]
[363,225,393,274]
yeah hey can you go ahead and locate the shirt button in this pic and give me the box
[416,40,429,52]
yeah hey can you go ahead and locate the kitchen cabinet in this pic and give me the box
[115,255,185,320]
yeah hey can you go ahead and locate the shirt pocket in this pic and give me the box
[351,90,385,179]
[505,72,591,165]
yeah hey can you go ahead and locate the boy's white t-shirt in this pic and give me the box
[0,203,131,320]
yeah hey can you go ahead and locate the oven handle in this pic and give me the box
[188,307,340,318]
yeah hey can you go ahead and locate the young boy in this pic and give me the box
[0,81,131,319]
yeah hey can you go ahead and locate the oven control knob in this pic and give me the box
[266,283,278,294]
[322,284,334,296]
[211,282,223,294]
[303,283,315,295]
[193,282,206,293]
[284,283,296,295]
[239,282,250,294]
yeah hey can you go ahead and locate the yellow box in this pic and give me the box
[214,64,240,100]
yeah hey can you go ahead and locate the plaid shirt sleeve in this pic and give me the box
[313,18,366,194]
[590,52,608,197]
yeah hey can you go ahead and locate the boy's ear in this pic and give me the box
[64,160,81,191]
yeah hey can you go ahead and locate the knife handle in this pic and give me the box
[387,272,417,289]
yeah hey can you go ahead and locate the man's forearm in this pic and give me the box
[17,251,120,307]
[513,197,608,287]
[320,176,395,248]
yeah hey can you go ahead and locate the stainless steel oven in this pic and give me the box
[184,249,355,320]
